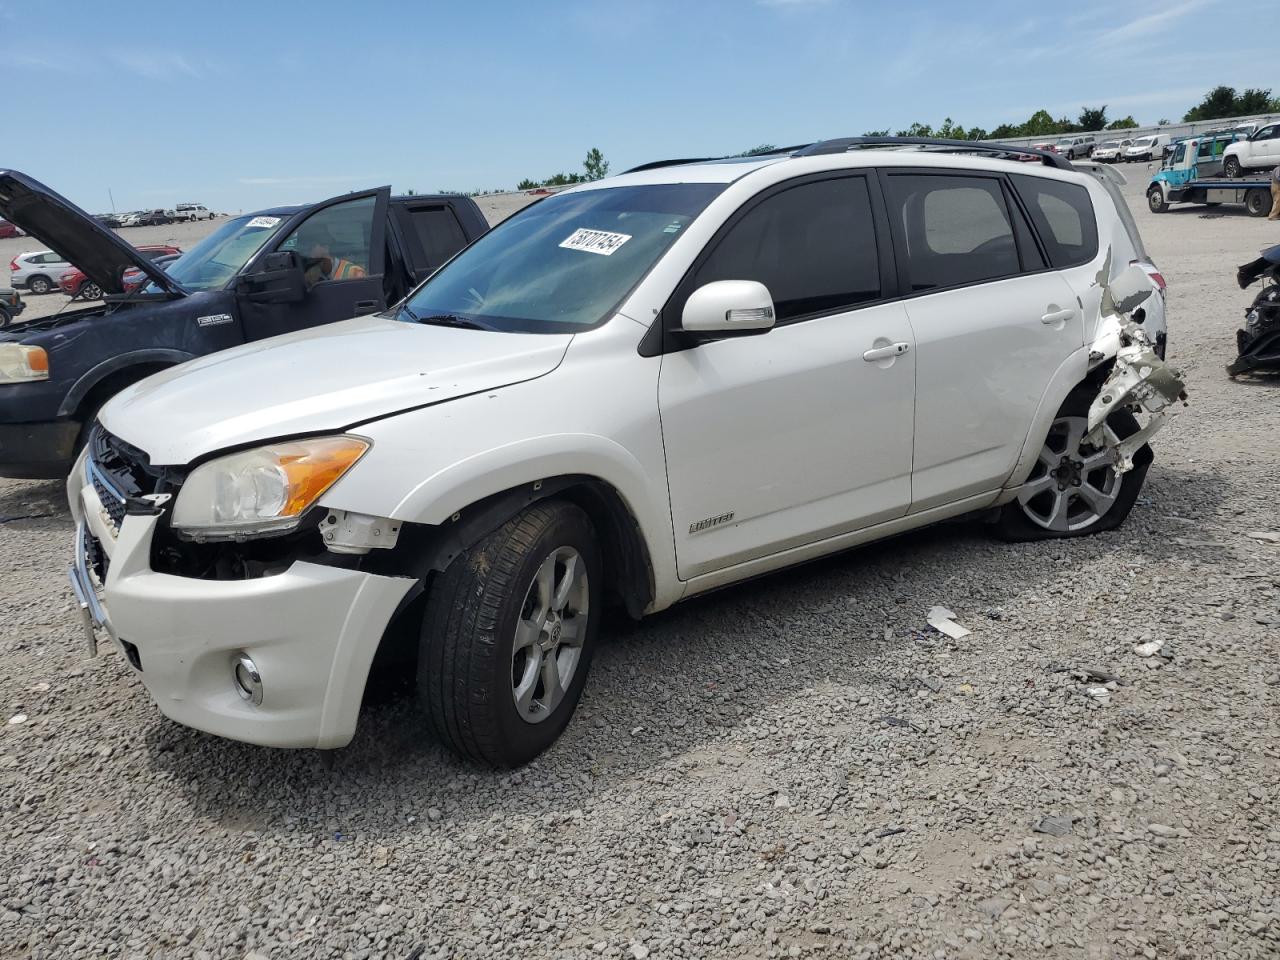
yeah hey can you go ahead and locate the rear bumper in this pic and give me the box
[0,419,80,479]
[67,462,416,749]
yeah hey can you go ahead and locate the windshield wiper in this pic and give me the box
[408,310,490,331]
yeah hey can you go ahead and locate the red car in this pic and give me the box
[59,244,181,300]
[0,220,24,239]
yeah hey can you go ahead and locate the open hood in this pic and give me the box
[99,314,573,465]
[0,170,183,296]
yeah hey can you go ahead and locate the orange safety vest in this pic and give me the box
[329,257,366,280]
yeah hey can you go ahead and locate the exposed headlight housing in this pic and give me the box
[172,435,369,540]
[0,343,49,383]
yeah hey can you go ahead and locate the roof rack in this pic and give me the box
[792,136,1073,170]
[623,145,813,175]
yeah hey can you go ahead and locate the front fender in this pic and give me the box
[58,348,194,417]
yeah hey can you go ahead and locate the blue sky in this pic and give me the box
[3,0,1270,213]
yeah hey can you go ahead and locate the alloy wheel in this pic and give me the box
[1017,415,1122,532]
[511,546,589,723]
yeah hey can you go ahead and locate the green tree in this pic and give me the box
[583,147,610,180]
[737,143,780,156]
[1236,88,1278,115]
[936,117,967,140]
[1157,118,1170,126]
[1106,116,1139,130]
[989,123,1020,139]
[1078,106,1108,131]
[861,129,890,137]
[1021,110,1060,137]
[1183,86,1239,121]
[516,178,539,190]
[895,121,934,137]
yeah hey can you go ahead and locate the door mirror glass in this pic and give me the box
[681,280,775,335]
[238,250,306,304]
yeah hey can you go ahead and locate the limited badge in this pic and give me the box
[196,314,233,327]
[559,227,632,256]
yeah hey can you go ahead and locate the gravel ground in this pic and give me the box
[2,166,1279,960]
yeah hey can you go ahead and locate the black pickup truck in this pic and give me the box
[0,171,489,478]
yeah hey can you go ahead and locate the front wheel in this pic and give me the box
[994,394,1150,542]
[1224,156,1242,179]
[27,275,51,295]
[1147,187,1168,213]
[80,281,103,300]
[0,305,10,329]
[418,500,602,767]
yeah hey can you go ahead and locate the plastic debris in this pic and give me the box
[1133,639,1165,657]
[6,714,27,725]
[1085,686,1111,703]
[927,606,971,639]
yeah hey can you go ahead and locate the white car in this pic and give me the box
[8,249,73,294]
[1091,138,1133,163]
[67,141,1184,767]
[174,203,214,221]
[1123,134,1171,163]
[1223,122,1280,178]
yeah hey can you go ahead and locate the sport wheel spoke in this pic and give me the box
[1076,481,1117,518]
[1045,491,1072,531]
[552,553,579,612]
[513,618,541,654]
[534,555,556,616]
[540,650,566,711]
[513,649,543,716]
[1017,473,1055,503]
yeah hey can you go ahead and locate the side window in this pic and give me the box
[1011,175,1099,269]
[409,205,469,270]
[883,174,1019,292]
[1256,125,1278,141]
[1197,139,1216,160]
[278,195,376,286]
[691,176,881,322]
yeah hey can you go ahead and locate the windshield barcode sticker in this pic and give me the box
[246,216,281,229]
[559,228,632,256]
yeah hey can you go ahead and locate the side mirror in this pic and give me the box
[1109,263,1154,314]
[238,250,306,304]
[681,280,775,337]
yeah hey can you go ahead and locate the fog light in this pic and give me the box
[232,654,263,705]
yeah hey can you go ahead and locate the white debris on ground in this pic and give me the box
[1,177,1279,960]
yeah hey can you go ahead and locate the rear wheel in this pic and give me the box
[1224,156,1242,179]
[1246,188,1271,217]
[418,500,601,767]
[27,275,51,295]
[0,305,10,329]
[994,394,1150,542]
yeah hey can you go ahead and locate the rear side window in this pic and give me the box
[691,176,881,322]
[410,205,469,270]
[1012,175,1098,268]
[883,174,1019,291]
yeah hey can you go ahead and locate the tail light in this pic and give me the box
[8,259,17,272]
[1132,259,1167,295]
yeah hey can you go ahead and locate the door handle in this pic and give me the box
[1041,308,1074,325]
[862,342,910,362]
[354,299,380,315]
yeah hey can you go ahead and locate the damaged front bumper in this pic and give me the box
[1085,322,1188,473]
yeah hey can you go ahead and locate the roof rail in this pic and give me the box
[623,145,813,175]
[792,136,1073,171]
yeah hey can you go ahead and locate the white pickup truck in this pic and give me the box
[1223,122,1280,178]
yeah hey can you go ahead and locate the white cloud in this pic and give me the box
[1097,0,1217,46]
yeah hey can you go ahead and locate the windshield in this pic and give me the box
[402,183,725,333]
[150,213,289,292]
[1099,141,1119,149]
[1133,137,1155,148]
[1056,138,1075,146]
[1166,144,1186,167]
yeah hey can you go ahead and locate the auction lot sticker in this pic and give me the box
[559,228,632,256]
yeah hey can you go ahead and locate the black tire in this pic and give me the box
[418,500,602,767]
[81,281,103,300]
[0,305,10,329]
[1147,187,1168,213]
[993,392,1151,542]
[27,275,51,295]
[1224,156,1242,179]
[1245,188,1271,217]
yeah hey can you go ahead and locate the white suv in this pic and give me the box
[67,140,1184,767]
[9,249,73,294]
[174,203,214,221]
